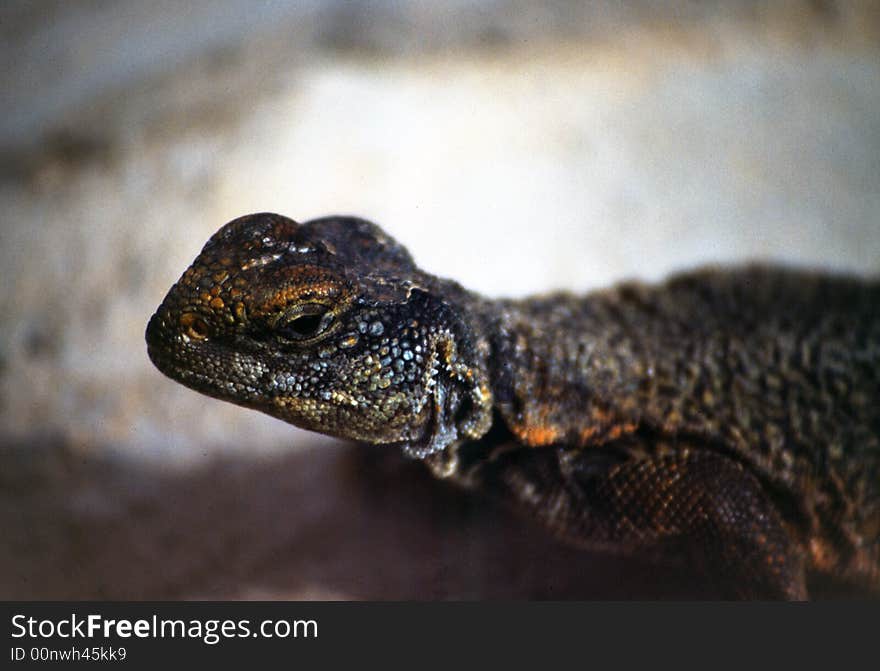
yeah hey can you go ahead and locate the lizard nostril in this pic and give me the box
[180,313,210,340]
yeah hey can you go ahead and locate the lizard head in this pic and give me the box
[146,212,493,462]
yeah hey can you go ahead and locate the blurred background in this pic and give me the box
[1,0,878,599]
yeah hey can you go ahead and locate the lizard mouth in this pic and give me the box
[147,312,492,455]
[147,313,416,441]
[145,313,266,406]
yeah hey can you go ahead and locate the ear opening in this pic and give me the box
[404,334,493,477]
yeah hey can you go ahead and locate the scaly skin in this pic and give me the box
[146,213,880,599]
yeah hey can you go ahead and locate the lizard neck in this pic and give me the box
[481,289,656,449]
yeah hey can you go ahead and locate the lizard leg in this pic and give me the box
[475,442,808,599]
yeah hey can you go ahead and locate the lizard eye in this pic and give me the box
[277,304,332,341]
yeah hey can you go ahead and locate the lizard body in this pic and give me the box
[146,213,880,599]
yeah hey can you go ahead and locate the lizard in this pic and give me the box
[145,212,880,599]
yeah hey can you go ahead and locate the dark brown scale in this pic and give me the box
[481,270,880,591]
[147,213,880,599]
